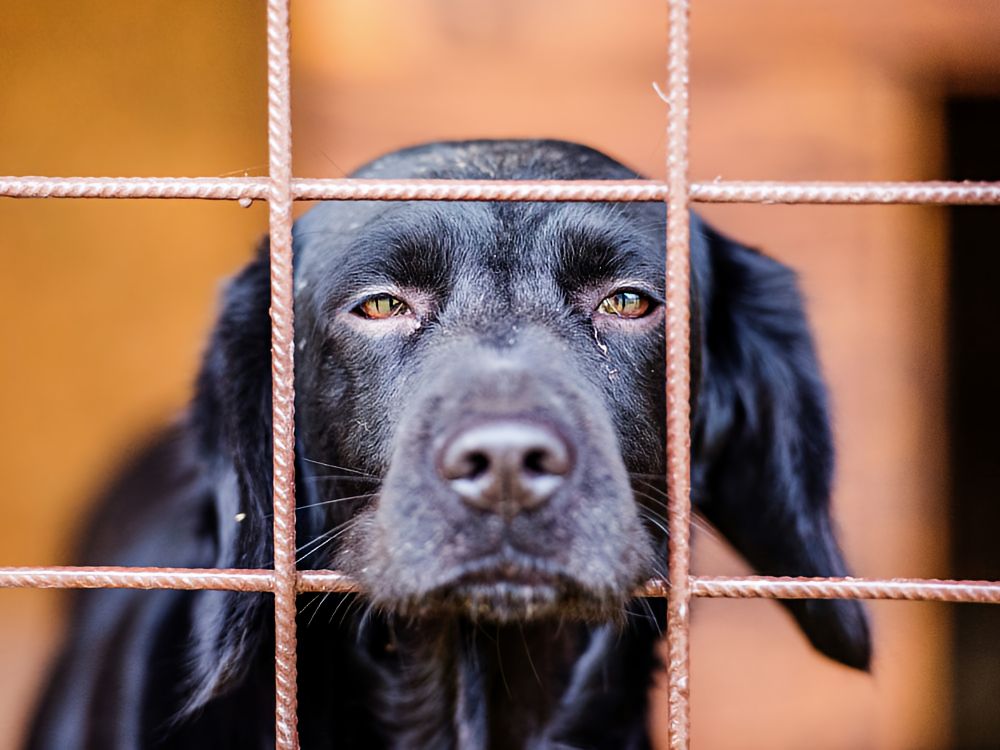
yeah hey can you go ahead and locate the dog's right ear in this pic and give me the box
[690,219,871,671]
[185,240,276,710]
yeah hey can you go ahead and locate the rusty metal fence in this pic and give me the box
[3,1,1000,748]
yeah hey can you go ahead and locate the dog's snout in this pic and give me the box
[438,420,571,516]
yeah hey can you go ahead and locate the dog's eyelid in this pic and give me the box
[591,283,662,321]
[351,292,413,320]
[596,291,654,319]
[606,283,661,301]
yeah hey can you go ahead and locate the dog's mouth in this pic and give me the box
[394,555,626,623]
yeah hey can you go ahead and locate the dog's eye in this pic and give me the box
[354,294,409,319]
[596,290,652,319]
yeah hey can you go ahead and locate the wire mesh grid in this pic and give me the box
[2,1,1000,747]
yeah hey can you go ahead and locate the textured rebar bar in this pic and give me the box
[294,178,668,202]
[690,180,1000,205]
[664,1,693,747]
[296,570,364,593]
[297,178,1000,204]
[266,1,299,747]
[0,176,268,200]
[4,177,1000,205]
[690,576,1000,603]
[0,567,274,591]
[4,568,1000,606]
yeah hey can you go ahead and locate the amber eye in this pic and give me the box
[597,290,652,319]
[354,294,409,319]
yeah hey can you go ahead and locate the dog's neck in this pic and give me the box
[372,619,592,749]
[296,610,657,750]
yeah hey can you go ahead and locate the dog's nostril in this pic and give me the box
[437,420,573,516]
[524,449,547,475]
[464,452,490,481]
[524,445,571,477]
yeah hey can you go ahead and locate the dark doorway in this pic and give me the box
[946,97,1000,750]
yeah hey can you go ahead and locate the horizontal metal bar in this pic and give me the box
[691,180,1000,205]
[297,570,363,593]
[691,576,1000,603]
[3,176,999,205]
[2,568,998,603]
[298,178,1000,205]
[294,178,667,202]
[0,566,274,591]
[0,176,268,201]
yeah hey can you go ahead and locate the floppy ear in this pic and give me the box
[691,219,871,670]
[185,240,276,708]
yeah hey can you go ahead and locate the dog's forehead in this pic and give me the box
[291,140,665,301]
[349,139,640,182]
[293,200,663,295]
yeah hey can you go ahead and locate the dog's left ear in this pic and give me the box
[691,218,871,670]
[185,240,277,709]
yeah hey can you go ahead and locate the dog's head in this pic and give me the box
[192,139,869,702]
[293,142,671,623]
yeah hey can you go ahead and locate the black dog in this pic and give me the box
[27,140,869,750]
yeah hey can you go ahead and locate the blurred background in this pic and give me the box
[1,1,999,747]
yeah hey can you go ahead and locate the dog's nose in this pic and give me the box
[438,420,572,515]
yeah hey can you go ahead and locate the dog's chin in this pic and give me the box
[387,563,629,623]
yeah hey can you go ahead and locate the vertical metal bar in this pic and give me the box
[266,0,299,748]
[665,0,693,747]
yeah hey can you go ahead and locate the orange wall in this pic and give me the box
[0,2,267,744]
[3,1,999,747]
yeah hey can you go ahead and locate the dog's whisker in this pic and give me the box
[326,592,356,626]
[637,598,663,637]
[623,607,656,629]
[306,592,334,628]
[295,525,357,565]
[631,478,666,496]
[262,492,377,519]
[638,508,670,539]
[689,515,722,542]
[633,490,674,517]
[301,458,379,478]
[304,474,380,483]
[337,594,367,627]
[294,518,359,562]
[298,592,327,621]
[294,528,340,558]
[635,492,724,544]
[518,624,543,688]
[294,492,376,511]
[496,631,512,700]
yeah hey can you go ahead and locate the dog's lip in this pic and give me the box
[452,559,560,588]
[429,553,570,593]
[405,555,623,622]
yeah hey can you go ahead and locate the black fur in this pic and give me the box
[27,140,869,750]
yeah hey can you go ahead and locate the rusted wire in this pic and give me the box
[4,177,1000,205]
[0,176,267,200]
[664,1,693,747]
[689,576,1000,603]
[297,178,1000,205]
[691,180,1000,205]
[4,568,1000,605]
[266,1,299,748]
[0,567,275,591]
[294,178,670,202]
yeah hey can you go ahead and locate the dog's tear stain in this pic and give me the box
[592,327,609,357]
